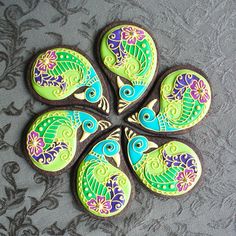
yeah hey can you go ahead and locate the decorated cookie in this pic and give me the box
[128,66,211,133]
[22,22,212,216]
[74,128,132,218]
[28,47,110,114]
[124,128,202,196]
[24,108,111,175]
[98,22,159,114]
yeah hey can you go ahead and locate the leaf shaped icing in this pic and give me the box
[125,128,202,196]
[128,68,211,133]
[75,129,131,217]
[25,109,111,174]
[100,24,158,113]
[30,48,109,114]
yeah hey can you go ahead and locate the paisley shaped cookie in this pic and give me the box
[128,65,211,133]
[28,47,110,114]
[24,108,111,175]
[74,128,132,218]
[98,22,159,114]
[124,128,202,196]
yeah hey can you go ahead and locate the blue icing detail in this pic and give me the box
[84,139,120,162]
[138,108,178,132]
[84,67,103,103]
[84,153,102,162]
[128,135,148,165]
[119,84,145,102]
[67,110,98,133]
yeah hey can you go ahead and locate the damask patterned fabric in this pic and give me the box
[0,0,235,235]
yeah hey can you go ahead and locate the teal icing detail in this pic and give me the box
[119,84,145,102]
[138,108,178,132]
[127,135,148,165]
[84,67,103,103]
[67,111,98,133]
[84,139,120,162]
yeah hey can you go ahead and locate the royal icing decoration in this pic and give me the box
[76,129,131,217]
[125,128,202,196]
[128,68,211,132]
[31,48,109,113]
[26,109,111,172]
[100,24,158,113]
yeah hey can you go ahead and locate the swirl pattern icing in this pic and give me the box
[128,68,211,132]
[25,109,111,173]
[100,24,158,113]
[76,129,131,217]
[31,48,109,113]
[125,128,202,196]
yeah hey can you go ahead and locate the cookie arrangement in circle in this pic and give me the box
[24,21,211,218]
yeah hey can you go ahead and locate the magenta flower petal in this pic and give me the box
[97,195,105,203]
[87,195,111,214]
[48,62,56,69]
[87,198,96,207]
[176,171,184,181]
[35,50,57,72]
[127,38,136,44]
[190,79,210,103]
[103,200,112,209]
[28,146,35,155]
[136,29,145,35]
[34,147,43,156]
[121,26,146,44]
[38,64,47,72]
[137,34,145,41]
[177,183,182,191]
[121,32,129,40]
[176,169,196,192]
[37,138,45,148]
[49,51,57,60]
[27,131,45,156]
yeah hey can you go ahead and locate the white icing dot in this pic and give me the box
[48,119,51,123]
[142,43,146,48]
[85,188,88,191]
[148,57,151,60]
[66,55,69,58]
[157,184,160,188]
[88,193,92,197]
[146,50,150,54]
[39,127,43,131]
[60,55,63,58]
[76,60,78,62]
[43,123,47,126]
[170,184,174,189]
[163,185,166,189]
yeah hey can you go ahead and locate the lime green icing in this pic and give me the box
[100,24,158,113]
[76,129,131,217]
[31,48,109,112]
[26,109,108,173]
[126,129,202,196]
[130,69,211,132]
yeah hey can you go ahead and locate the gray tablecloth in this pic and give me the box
[0,0,235,235]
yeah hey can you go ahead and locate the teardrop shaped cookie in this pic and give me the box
[124,127,202,196]
[74,128,132,218]
[128,65,211,133]
[28,47,110,114]
[24,108,111,175]
[98,22,159,114]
